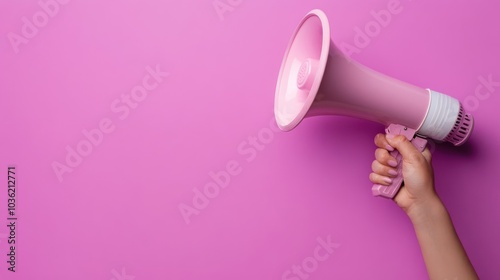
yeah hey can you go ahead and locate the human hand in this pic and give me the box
[370,134,478,279]
[369,133,440,217]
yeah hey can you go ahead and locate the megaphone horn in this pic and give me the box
[274,9,474,198]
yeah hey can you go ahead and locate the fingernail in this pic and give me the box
[385,144,394,152]
[386,134,395,139]
[383,177,393,184]
[388,169,398,176]
[388,160,398,167]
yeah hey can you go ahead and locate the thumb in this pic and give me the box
[386,135,424,165]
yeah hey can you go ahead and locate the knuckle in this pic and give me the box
[381,151,393,162]
[374,133,385,145]
[395,135,408,144]
[375,148,387,160]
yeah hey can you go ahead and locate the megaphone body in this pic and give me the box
[274,10,474,198]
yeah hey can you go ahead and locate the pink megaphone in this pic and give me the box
[274,9,474,198]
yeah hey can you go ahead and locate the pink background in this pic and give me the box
[1,0,499,279]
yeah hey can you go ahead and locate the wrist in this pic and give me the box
[405,195,447,226]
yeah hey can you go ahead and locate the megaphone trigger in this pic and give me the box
[372,124,428,198]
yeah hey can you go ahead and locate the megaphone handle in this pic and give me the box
[372,124,428,199]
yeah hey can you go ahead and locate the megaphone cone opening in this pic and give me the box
[274,9,331,131]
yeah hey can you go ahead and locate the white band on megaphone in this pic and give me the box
[417,89,460,141]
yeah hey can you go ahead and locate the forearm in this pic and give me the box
[408,197,478,280]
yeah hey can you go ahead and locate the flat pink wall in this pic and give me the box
[1,0,499,279]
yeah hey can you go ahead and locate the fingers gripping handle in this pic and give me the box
[372,124,427,199]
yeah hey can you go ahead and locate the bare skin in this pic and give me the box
[369,134,478,280]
